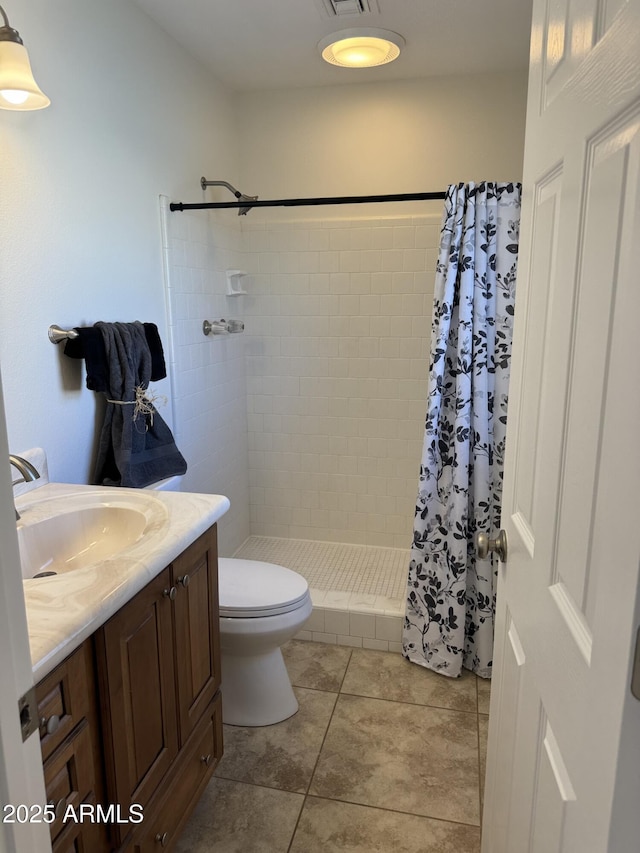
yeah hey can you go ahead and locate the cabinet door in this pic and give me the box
[129,694,223,853]
[172,525,221,744]
[97,568,178,817]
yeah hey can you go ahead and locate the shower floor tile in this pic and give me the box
[233,535,409,651]
[233,535,409,599]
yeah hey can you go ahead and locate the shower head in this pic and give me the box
[236,193,259,216]
[200,177,258,215]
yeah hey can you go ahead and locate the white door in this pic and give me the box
[0,373,50,852]
[482,0,640,851]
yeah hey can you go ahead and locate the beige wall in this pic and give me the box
[0,0,239,484]
[237,72,528,220]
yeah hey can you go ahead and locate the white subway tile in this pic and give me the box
[294,630,313,642]
[403,249,427,272]
[308,230,331,251]
[371,227,394,249]
[363,638,389,651]
[381,250,404,272]
[337,635,362,648]
[349,612,377,639]
[361,250,383,272]
[312,632,338,645]
[393,226,415,249]
[324,609,350,635]
[305,608,326,633]
[339,251,361,273]
[318,252,341,273]
[330,272,351,294]
[338,294,360,316]
[375,615,403,642]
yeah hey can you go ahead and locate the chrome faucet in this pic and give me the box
[9,455,40,520]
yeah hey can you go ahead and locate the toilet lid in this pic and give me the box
[218,558,310,618]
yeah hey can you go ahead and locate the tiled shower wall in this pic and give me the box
[242,215,441,548]
[160,197,250,555]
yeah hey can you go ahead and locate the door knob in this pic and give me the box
[476,530,508,562]
[40,714,60,736]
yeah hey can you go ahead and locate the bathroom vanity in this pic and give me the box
[18,484,229,853]
[35,525,221,853]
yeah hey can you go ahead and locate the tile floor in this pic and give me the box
[176,641,490,853]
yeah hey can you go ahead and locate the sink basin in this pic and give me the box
[17,491,168,580]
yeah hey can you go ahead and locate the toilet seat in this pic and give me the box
[218,558,310,618]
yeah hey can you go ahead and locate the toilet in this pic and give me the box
[144,474,183,492]
[144,477,311,726]
[218,558,312,726]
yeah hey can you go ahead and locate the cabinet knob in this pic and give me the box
[48,797,66,820]
[163,586,177,601]
[178,573,190,588]
[155,832,169,847]
[40,714,60,736]
[200,753,212,767]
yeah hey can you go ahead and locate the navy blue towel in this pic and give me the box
[65,322,167,391]
[77,321,186,488]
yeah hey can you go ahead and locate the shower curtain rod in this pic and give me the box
[169,190,447,213]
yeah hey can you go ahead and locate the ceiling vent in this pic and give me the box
[315,0,380,18]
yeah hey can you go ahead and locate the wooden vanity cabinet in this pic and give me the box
[35,640,109,853]
[95,524,222,851]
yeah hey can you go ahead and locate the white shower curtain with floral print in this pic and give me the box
[403,182,521,679]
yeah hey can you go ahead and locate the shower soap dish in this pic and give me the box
[226,270,248,296]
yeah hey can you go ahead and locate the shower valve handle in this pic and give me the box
[476,530,508,562]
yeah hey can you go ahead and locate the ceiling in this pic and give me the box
[132,0,533,92]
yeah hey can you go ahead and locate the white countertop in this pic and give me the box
[17,483,230,682]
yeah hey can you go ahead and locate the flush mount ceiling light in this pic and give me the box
[318,28,405,68]
[0,3,50,110]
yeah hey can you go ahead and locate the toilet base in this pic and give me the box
[221,647,298,726]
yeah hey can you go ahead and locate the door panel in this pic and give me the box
[542,0,597,110]
[483,0,640,850]
[530,721,576,853]
[555,110,640,627]
[512,169,563,532]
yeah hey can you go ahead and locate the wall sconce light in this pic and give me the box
[0,4,49,110]
[318,28,405,68]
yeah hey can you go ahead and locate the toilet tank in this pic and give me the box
[144,475,183,492]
